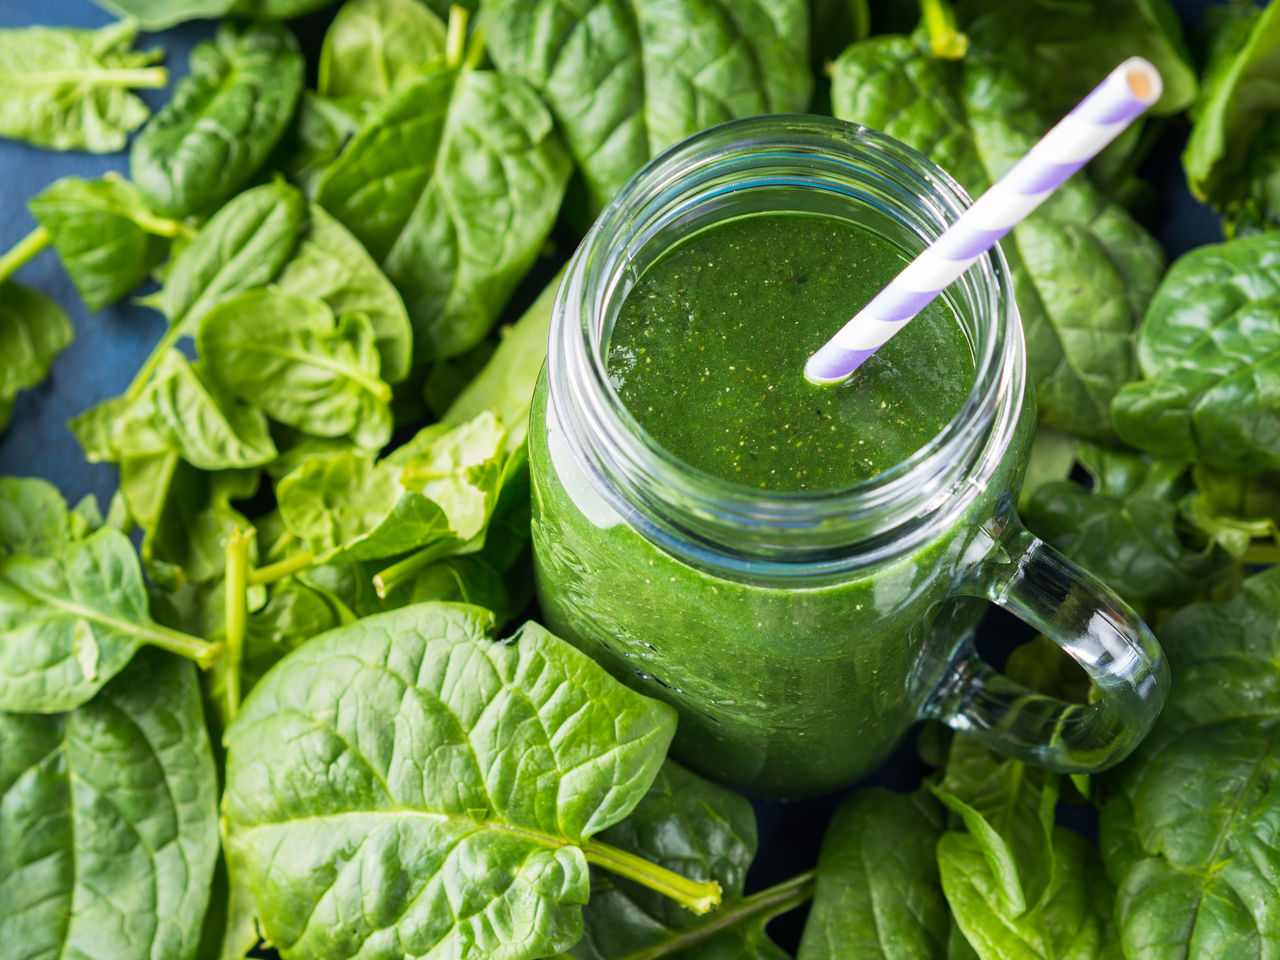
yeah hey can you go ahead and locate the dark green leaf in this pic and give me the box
[809,0,869,72]
[224,602,679,960]
[271,92,366,198]
[199,288,394,450]
[483,0,812,218]
[316,60,572,361]
[0,19,165,153]
[319,0,446,101]
[0,281,73,428]
[798,788,950,960]
[131,22,304,218]
[0,648,220,960]
[275,203,413,384]
[830,36,1163,441]
[0,526,215,712]
[1112,233,1280,472]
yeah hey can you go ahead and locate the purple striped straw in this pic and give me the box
[805,57,1162,385]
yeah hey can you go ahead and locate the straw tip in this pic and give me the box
[805,345,871,385]
[1119,57,1162,106]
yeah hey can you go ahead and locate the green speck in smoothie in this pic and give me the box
[607,213,974,491]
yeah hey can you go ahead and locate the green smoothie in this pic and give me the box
[608,214,973,491]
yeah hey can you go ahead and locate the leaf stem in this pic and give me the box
[583,839,724,915]
[248,550,317,586]
[126,325,180,401]
[445,5,469,69]
[616,871,816,960]
[919,0,969,59]
[10,67,169,88]
[372,539,460,599]
[0,226,51,284]
[145,623,224,669]
[223,528,253,722]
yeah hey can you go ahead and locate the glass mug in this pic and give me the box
[527,116,1168,797]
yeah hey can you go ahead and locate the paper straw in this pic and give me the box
[805,57,1163,385]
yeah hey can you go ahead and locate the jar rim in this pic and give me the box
[548,115,1026,575]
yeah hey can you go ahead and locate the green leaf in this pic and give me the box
[797,788,950,960]
[0,526,218,712]
[1101,567,1280,959]
[319,0,446,101]
[1180,465,1280,558]
[28,175,178,312]
[0,648,220,960]
[0,476,77,556]
[0,282,73,424]
[1112,234,1280,472]
[0,18,166,153]
[270,92,365,198]
[1024,446,1236,613]
[315,60,572,361]
[570,762,803,960]
[131,22,304,218]
[224,602,680,960]
[939,827,1113,960]
[1183,0,1280,222]
[92,0,235,29]
[199,289,394,450]
[274,204,413,384]
[483,0,812,218]
[830,35,1163,441]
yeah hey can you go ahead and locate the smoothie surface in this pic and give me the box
[607,213,975,491]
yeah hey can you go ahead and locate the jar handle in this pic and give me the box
[926,512,1169,773]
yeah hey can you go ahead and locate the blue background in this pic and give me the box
[0,0,1229,950]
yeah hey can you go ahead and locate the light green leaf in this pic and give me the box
[275,204,413,384]
[0,281,73,422]
[0,18,165,153]
[131,21,304,218]
[0,476,76,556]
[0,527,217,712]
[319,0,446,101]
[0,648,220,960]
[199,288,394,450]
[224,603,680,960]
[316,60,572,361]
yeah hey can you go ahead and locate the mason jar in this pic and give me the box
[527,116,1167,797]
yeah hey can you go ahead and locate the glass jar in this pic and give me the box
[527,115,1167,797]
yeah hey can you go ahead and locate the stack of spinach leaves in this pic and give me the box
[0,0,1278,958]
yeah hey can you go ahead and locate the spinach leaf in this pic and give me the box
[131,22,304,218]
[224,602,691,960]
[276,410,506,564]
[199,289,394,450]
[938,826,1113,960]
[797,788,951,960]
[319,0,446,101]
[0,281,73,433]
[1183,0,1280,229]
[274,204,414,384]
[1102,567,1280,959]
[0,648,220,960]
[1180,465,1280,558]
[830,36,1163,441]
[569,761,806,960]
[270,92,365,198]
[92,0,336,27]
[0,526,219,712]
[0,18,166,153]
[1024,446,1236,614]
[443,267,560,449]
[0,476,80,556]
[1112,233,1280,472]
[316,59,572,361]
[482,0,812,218]
[28,175,185,312]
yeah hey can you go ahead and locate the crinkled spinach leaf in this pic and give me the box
[316,59,572,361]
[28,175,182,312]
[132,22,304,218]
[0,648,220,960]
[0,526,218,712]
[1112,233,1280,472]
[1102,566,1280,959]
[274,204,413,384]
[830,35,1163,441]
[224,602,681,960]
[0,18,165,153]
[0,476,83,556]
[483,0,812,218]
[199,289,394,450]
[0,281,73,433]
[319,0,446,101]
[797,788,951,960]
[270,92,365,198]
